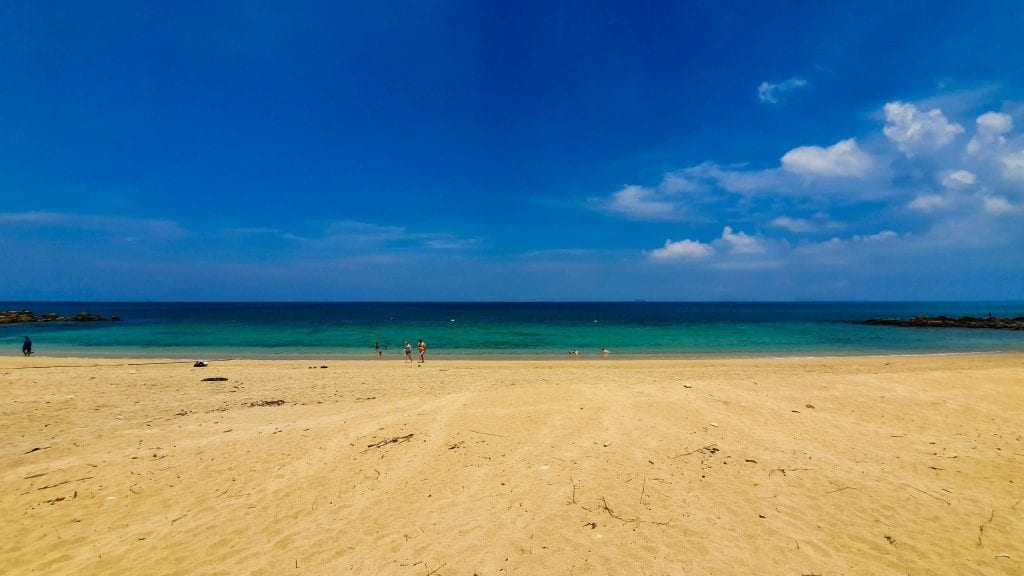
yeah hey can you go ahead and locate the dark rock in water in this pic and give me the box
[0,310,115,324]
[853,315,1024,330]
[0,310,37,324]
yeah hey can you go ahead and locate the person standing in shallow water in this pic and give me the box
[404,341,413,362]
[22,337,33,356]
[417,339,426,363]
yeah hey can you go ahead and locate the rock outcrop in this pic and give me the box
[853,315,1024,330]
[0,310,118,325]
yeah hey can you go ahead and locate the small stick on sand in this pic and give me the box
[468,429,506,438]
[977,510,994,546]
[906,484,951,506]
[364,434,415,452]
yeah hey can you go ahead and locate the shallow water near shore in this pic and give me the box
[3,301,1024,358]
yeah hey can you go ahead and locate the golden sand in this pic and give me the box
[2,354,1022,575]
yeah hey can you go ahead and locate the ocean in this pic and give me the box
[3,301,1024,359]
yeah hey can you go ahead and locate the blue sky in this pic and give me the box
[2,1,1023,301]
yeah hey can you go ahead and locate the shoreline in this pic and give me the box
[4,347,1022,365]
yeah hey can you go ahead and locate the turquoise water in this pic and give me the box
[3,302,1024,358]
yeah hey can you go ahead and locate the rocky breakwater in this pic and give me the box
[853,315,1024,330]
[0,310,121,325]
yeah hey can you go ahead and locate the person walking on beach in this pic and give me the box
[417,339,426,363]
[375,341,382,359]
[404,341,413,362]
[22,336,33,356]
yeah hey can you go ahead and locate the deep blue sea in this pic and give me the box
[3,302,1024,359]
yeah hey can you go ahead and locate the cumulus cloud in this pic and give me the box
[601,93,1022,281]
[758,77,808,104]
[977,111,1013,134]
[1001,150,1024,181]
[941,170,977,188]
[597,166,729,221]
[983,196,1015,215]
[908,194,948,212]
[781,138,874,178]
[718,226,764,254]
[648,226,767,263]
[883,101,965,156]
[649,238,714,260]
[967,111,1013,154]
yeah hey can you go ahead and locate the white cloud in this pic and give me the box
[649,238,714,261]
[758,77,808,104]
[1001,150,1024,181]
[276,220,481,257]
[0,211,188,240]
[603,185,682,221]
[781,138,874,178]
[968,111,1013,154]
[659,173,703,194]
[769,213,843,233]
[908,194,947,212]
[770,216,816,233]
[883,101,965,156]
[977,111,1013,134]
[718,226,764,254]
[601,93,1022,271]
[983,196,1015,215]
[941,170,976,188]
[863,230,898,241]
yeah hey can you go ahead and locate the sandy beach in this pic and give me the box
[1,354,1022,575]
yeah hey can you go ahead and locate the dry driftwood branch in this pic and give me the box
[364,433,415,451]
[598,496,670,526]
[671,444,719,460]
[249,399,286,407]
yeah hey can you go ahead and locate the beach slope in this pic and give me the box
[2,355,1022,574]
